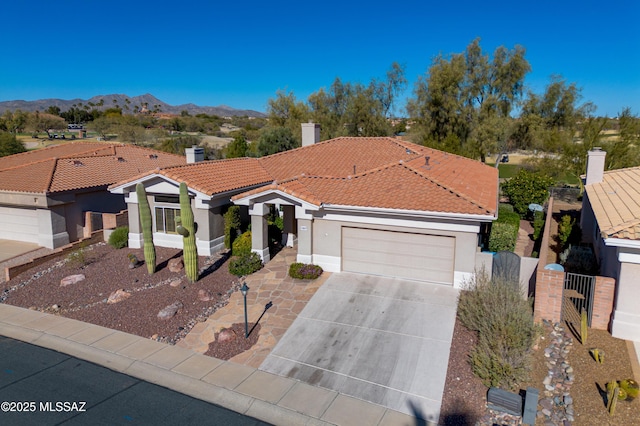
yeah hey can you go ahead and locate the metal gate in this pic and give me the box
[562,272,595,326]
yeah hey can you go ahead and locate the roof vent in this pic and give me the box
[71,160,83,166]
[425,156,430,166]
[148,154,158,159]
[117,157,126,162]
[405,148,411,154]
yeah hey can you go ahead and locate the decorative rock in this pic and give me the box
[107,289,131,304]
[169,279,182,287]
[168,258,184,272]
[60,274,85,287]
[218,328,237,342]
[157,301,183,320]
[198,289,213,301]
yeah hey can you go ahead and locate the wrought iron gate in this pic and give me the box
[562,272,595,326]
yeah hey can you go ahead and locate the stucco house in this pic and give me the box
[0,142,185,249]
[110,124,498,288]
[580,148,640,341]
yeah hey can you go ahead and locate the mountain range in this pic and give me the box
[0,94,265,117]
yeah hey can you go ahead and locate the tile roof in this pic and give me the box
[585,166,640,241]
[0,142,185,194]
[108,136,498,216]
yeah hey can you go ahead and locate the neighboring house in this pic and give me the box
[0,142,185,249]
[110,123,498,288]
[580,148,640,341]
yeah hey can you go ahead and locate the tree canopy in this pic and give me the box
[0,132,27,157]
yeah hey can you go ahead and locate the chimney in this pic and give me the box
[301,122,321,147]
[585,147,606,185]
[185,146,205,163]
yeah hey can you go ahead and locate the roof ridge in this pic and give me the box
[604,218,640,236]
[45,158,60,193]
[401,163,492,214]
[0,156,60,172]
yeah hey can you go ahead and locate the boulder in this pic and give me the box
[218,328,237,343]
[198,289,213,301]
[60,274,85,287]
[168,258,184,272]
[169,279,182,287]
[158,301,183,320]
[107,289,131,304]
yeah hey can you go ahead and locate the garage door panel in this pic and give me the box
[342,227,454,285]
[0,207,39,243]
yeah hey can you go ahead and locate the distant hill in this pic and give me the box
[0,93,265,117]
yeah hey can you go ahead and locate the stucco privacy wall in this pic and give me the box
[308,214,481,288]
[612,260,640,339]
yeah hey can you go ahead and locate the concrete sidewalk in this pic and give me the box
[0,303,420,426]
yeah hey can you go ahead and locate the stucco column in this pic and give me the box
[37,206,69,249]
[126,201,142,249]
[250,203,270,262]
[281,205,296,247]
[296,218,313,264]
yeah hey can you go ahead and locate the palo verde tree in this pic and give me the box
[408,39,530,161]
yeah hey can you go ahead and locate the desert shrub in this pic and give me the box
[488,223,518,252]
[66,242,89,268]
[557,214,575,248]
[559,245,598,274]
[224,205,242,249]
[229,252,263,276]
[532,210,545,241]
[458,272,538,390]
[289,262,323,280]
[501,169,554,217]
[108,226,129,249]
[232,231,252,256]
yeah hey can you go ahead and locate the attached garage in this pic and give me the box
[0,206,39,244]
[341,227,455,285]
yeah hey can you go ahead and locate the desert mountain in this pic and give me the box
[0,93,265,117]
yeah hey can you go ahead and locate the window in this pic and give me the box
[155,207,179,234]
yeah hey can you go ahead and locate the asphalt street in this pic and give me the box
[0,336,270,425]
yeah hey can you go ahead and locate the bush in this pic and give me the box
[557,214,575,248]
[108,226,129,249]
[501,169,555,217]
[229,252,263,276]
[532,210,545,241]
[458,272,538,390]
[289,263,323,280]
[497,204,521,228]
[232,231,252,256]
[224,206,241,249]
[488,223,518,252]
[559,245,598,274]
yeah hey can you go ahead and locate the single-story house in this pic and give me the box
[110,124,498,288]
[580,148,640,341]
[0,142,185,248]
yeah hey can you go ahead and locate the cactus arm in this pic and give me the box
[136,183,156,274]
[179,182,198,282]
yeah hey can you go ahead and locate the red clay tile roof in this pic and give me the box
[0,142,185,194]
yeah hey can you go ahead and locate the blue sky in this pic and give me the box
[1,0,638,117]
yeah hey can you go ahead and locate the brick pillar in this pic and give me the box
[591,276,615,330]
[84,211,93,238]
[534,270,564,324]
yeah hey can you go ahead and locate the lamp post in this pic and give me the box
[241,283,249,338]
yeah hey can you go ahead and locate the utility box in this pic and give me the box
[486,387,522,416]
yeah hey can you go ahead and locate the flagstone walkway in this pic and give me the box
[177,247,330,368]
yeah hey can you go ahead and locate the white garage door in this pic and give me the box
[0,207,39,244]
[342,227,455,284]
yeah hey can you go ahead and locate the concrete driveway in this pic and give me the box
[0,239,41,262]
[259,273,459,422]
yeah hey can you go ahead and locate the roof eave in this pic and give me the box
[320,204,497,222]
[604,238,640,249]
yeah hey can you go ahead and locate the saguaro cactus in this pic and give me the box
[136,183,156,274]
[179,182,198,282]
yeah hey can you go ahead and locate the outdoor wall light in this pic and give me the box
[241,283,249,338]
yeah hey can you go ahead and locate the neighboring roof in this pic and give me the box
[109,136,498,217]
[585,166,640,241]
[0,142,185,194]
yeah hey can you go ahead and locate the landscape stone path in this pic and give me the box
[177,247,330,368]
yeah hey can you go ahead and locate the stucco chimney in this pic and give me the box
[301,122,321,147]
[185,146,205,163]
[585,147,606,185]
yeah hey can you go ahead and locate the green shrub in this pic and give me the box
[501,169,554,217]
[108,226,129,249]
[224,206,242,249]
[497,205,521,228]
[488,223,518,252]
[289,262,323,280]
[559,245,598,274]
[557,214,575,248]
[458,272,538,390]
[229,252,263,276]
[532,211,545,241]
[232,231,252,256]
